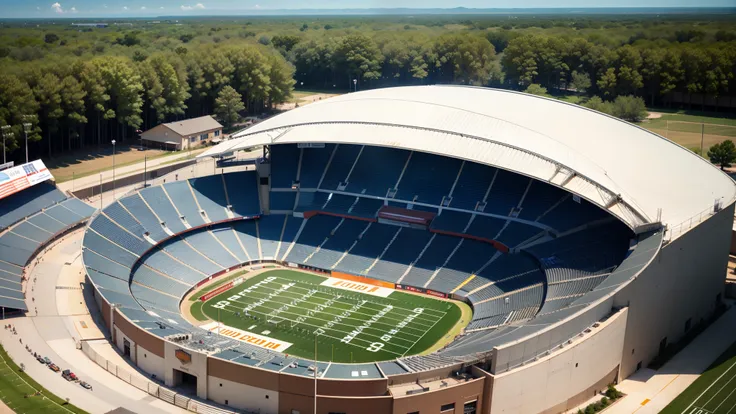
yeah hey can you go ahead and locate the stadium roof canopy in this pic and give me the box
[200,85,736,233]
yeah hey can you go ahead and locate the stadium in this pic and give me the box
[3,85,734,414]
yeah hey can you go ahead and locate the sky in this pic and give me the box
[1,0,733,18]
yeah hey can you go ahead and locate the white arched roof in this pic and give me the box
[201,85,736,233]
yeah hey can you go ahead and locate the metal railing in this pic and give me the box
[664,201,723,242]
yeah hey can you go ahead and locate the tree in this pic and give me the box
[59,76,87,151]
[584,96,612,115]
[610,95,647,122]
[0,74,39,154]
[334,34,383,87]
[272,35,302,53]
[33,73,64,156]
[116,32,141,47]
[569,71,591,93]
[44,33,59,44]
[431,33,496,85]
[214,86,245,128]
[707,140,736,170]
[524,84,548,96]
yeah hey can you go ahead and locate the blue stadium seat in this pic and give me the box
[395,152,462,205]
[190,175,229,222]
[139,186,187,233]
[0,182,67,230]
[299,145,335,189]
[450,162,497,211]
[335,223,399,275]
[270,144,300,188]
[345,146,411,197]
[162,181,206,227]
[257,216,285,259]
[223,171,260,217]
[320,144,362,191]
[270,191,297,211]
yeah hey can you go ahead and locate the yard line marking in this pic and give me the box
[401,307,446,357]
[215,303,408,356]
[269,276,449,317]
[683,359,736,414]
[222,297,425,345]
[712,382,736,413]
[226,281,445,333]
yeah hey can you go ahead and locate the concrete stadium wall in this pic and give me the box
[207,375,279,413]
[614,202,734,378]
[164,341,209,399]
[488,308,627,414]
[137,345,165,380]
[391,377,485,414]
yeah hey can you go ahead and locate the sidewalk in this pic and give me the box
[606,305,736,414]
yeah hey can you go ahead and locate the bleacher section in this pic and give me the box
[450,162,496,211]
[345,146,410,196]
[0,182,67,230]
[270,191,297,211]
[320,145,362,191]
[395,151,462,205]
[0,196,95,272]
[190,175,230,222]
[299,145,335,188]
[222,171,260,217]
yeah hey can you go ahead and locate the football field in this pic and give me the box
[199,270,464,363]
[662,341,736,414]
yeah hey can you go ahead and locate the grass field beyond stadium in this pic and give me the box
[200,270,464,363]
[661,340,736,414]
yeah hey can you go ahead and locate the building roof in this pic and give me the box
[162,116,222,137]
[200,85,736,233]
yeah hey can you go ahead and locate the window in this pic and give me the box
[408,411,419,414]
[441,403,455,412]
[464,401,477,414]
[215,130,221,137]
[189,137,196,143]
[200,133,208,141]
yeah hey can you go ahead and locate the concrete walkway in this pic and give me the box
[56,149,203,193]
[606,304,736,414]
[1,230,187,414]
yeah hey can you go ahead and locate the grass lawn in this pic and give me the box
[0,345,86,414]
[660,340,736,414]
[45,144,172,183]
[200,270,463,363]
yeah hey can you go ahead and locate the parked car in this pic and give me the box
[36,355,45,364]
[80,381,92,390]
[48,364,60,372]
[43,357,51,365]
[61,369,78,381]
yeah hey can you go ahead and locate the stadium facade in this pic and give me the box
[82,86,736,414]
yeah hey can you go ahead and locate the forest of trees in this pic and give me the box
[0,14,734,162]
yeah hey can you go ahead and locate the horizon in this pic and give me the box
[2,1,735,19]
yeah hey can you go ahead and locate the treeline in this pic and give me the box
[0,44,293,157]
[282,31,736,109]
[0,16,735,162]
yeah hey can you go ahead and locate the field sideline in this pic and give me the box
[661,340,736,414]
[198,269,465,363]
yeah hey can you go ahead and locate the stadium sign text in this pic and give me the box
[320,277,394,298]
[200,322,292,352]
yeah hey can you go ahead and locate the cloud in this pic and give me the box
[122,5,128,10]
[254,4,260,8]
[140,5,146,9]
[70,6,77,12]
[160,6,164,9]
[103,4,107,7]
[36,6,41,10]
[51,2,63,13]
[181,3,204,10]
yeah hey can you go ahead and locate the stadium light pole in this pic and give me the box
[22,119,32,164]
[0,125,11,164]
[353,78,357,92]
[111,140,116,199]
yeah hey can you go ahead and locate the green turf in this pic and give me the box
[201,270,462,363]
[660,340,736,414]
[190,301,207,321]
[0,345,87,414]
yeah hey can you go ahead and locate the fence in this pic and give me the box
[645,120,736,154]
[80,341,241,414]
[664,202,723,242]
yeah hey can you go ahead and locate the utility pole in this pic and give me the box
[700,123,705,156]
[111,140,117,199]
